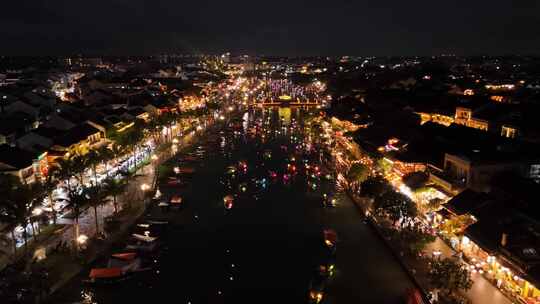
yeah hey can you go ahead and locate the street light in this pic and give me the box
[77,234,88,245]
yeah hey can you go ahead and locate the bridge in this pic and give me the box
[250,96,323,107]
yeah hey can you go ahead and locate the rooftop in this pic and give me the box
[0,144,36,169]
[54,123,101,148]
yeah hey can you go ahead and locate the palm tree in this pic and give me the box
[66,188,89,252]
[85,150,101,186]
[2,182,42,255]
[96,145,114,176]
[102,177,126,214]
[42,164,59,225]
[346,162,369,192]
[117,126,144,169]
[147,114,162,145]
[108,143,126,174]
[54,157,76,191]
[85,186,110,235]
[0,174,21,255]
[71,155,88,186]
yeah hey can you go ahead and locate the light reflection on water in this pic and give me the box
[64,107,327,304]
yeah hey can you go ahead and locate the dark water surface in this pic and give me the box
[50,108,412,304]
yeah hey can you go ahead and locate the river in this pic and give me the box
[50,107,413,304]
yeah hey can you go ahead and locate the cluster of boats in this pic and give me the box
[85,220,167,285]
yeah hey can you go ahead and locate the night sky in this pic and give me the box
[2,0,539,56]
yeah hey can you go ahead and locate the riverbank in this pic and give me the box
[43,120,224,301]
[0,113,224,303]
[345,190,432,303]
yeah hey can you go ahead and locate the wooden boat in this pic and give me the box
[170,195,183,205]
[323,229,337,247]
[85,253,147,284]
[126,234,159,252]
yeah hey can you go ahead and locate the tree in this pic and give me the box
[147,114,163,145]
[54,157,76,191]
[399,225,436,254]
[402,171,428,190]
[70,155,88,186]
[85,150,101,186]
[360,176,392,198]
[0,174,23,255]
[42,165,59,225]
[102,177,126,214]
[96,145,114,163]
[346,163,369,189]
[116,124,144,169]
[66,188,90,252]
[428,258,472,298]
[96,145,114,177]
[0,180,42,255]
[111,143,125,165]
[377,158,393,175]
[86,186,110,235]
[373,190,417,226]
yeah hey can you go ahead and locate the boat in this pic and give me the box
[170,195,183,206]
[85,253,148,284]
[132,233,157,242]
[126,234,159,252]
[86,267,125,284]
[223,195,234,209]
[166,177,184,186]
[158,201,169,207]
[323,229,337,247]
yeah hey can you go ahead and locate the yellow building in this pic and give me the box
[455,107,489,131]
[418,112,455,126]
[51,123,103,157]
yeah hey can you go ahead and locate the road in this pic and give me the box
[426,239,512,304]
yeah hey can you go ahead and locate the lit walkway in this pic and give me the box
[426,239,512,304]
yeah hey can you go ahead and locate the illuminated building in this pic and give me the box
[429,152,523,194]
[501,125,518,138]
[485,84,515,91]
[455,107,489,131]
[490,95,505,103]
[50,123,103,156]
[418,112,454,126]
